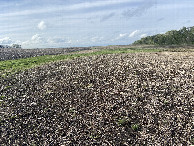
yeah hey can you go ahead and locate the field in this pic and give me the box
[0,47,93,61]
[0,46,194,145]
[0,47,162,75]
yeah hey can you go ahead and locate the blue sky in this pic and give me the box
[0,0,193,48]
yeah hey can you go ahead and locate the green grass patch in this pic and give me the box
[0,96,6,100]
[131,124,140,131]
[117,118,129,126]
[0,48,161,75]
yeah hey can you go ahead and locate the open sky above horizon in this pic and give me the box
[0,0,194,49]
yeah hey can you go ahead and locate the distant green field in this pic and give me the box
[0,48,161,76]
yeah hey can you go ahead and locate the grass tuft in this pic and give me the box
[131,124,140,131]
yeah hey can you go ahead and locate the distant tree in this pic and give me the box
[12,44,22,48]
[133,26,194,45]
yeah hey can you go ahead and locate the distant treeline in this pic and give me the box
[0,44,21,49]
[133,26,194,45]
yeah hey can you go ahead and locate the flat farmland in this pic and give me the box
[0,47,93,61]
[0,51,193,145]
[1,44,194,61]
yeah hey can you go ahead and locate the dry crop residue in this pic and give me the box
[0,52,193,145]
[0,47,91,61]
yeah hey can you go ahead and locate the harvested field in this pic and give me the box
[0,47,92,61]
[1,44,194,61]
[0,52,193,145]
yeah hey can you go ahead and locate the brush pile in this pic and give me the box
[0,52,193,145]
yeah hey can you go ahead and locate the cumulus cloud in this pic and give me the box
[119,33,128,38]
[0,37,13,45]
[140,33,147,38]
[113,31,144,41]
[159,32,165,34]
[129,30,140,37]
[22,34,73,48]
[31,34,42,41]
[22,34,46,48]
[114,33,128,40]
[37,21,46,30]
[0,37,22,47]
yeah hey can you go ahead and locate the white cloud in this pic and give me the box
[0,37,22,47]
[114,33,128,40]
[0,37,13,45]
[91,36,104,42]
[31,34,41,41]
[71,0,140,10]
[22,34,73,48]
[0,0,141,18]
[129,30,140,37]
[66,40,72,44]
[119,33,128,38]
[22,34,45,48]
[140,33,147,38]
[37,21,46,30]
[156,3,194,11]
[159,32,165,34]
